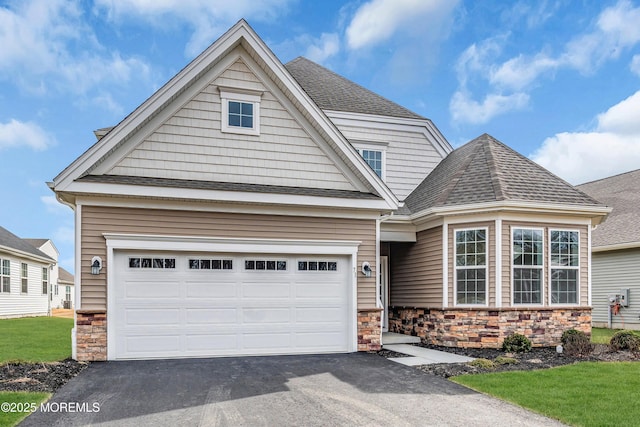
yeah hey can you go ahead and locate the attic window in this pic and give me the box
[219,88,262,136]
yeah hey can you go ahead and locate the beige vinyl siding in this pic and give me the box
[109,58,355,191]
[337,123,444,200]
[592,248,640,329]
[0,254,49,317]
[80,205,376,310]
[448,222,495,307]
[502,222,589,307]
[390,226,443,307]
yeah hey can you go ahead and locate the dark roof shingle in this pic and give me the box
[577,169,640,248]
[285,57,424,120]
[0,227,54,262]
[405,134,604,214]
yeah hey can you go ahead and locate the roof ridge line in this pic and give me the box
[484,140,506,201]
[433,143,481,206]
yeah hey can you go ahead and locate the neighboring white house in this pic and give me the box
[0,227,55,318]
[578,169,640,330]
[25,238,75,310]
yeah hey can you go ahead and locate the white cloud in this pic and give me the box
[450,91,529,125]
[451,0,640,124]
[531,90,640,184]
[94,0,294,57]
[0,0,151,96]
[0,119,53,151]
[346,0,459,50]
[305,33,340,64]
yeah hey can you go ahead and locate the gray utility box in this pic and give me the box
[619,288,630,307]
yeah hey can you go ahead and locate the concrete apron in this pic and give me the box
[382,332,474,366]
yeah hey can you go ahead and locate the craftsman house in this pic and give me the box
[51,20,609,361]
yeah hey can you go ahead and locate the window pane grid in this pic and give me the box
[512,228,543,304]
[228,101,253,129]
[455,229,487,305]
[550,230,579,304]
[361,150,382,177]
[0,259,9,293]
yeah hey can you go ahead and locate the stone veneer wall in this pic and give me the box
[358,309,382,351]
[76,310,107,361]
[389,307,592,348]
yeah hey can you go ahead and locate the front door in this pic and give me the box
[380,256,389,332]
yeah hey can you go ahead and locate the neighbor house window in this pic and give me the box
[42,267,48,295]
[550,230,579,304]
[219,89,262,136]
[21,263,28,294]
[512,228,543,304]
[455,228,487,305]
[65,286,71,302]
[1,259,9,293]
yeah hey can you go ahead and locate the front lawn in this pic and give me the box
[0,317,73,363]
[452,362,640,427]
[591,327,640,344]
[0,392,50,427]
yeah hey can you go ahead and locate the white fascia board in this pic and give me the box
[592,242,640,253]
[409,201,611,224]
[325,110,453,158]
[66,181,393,211]
[104,233,361,255]
[0,245,54,265]
[380,221,417,242]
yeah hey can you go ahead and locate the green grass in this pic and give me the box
[453,362,640,427]
[0,317,73,363]
[591,327,640,344]
[0,392,50,427]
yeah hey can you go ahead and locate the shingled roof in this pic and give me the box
[577,169,640,248]
[0,227,54,262]
[405,134,604,214]
[285,57,424,120]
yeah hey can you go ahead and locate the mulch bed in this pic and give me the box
[0,359,88,392]
[379,343,639,378]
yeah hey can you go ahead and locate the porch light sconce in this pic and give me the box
[91,256,103,275]
[361,261,372,277]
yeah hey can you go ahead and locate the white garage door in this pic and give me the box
[112,251,351,359]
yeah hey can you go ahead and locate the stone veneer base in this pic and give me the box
[76,309,381,360]
[357,308,382,351]
[389,306,592,348]
[75,310,107,361]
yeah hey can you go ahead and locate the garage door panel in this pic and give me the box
[241,307,291,324]
[242,282,290,298]
[186,281,238,298]
[124,280,180,298]
[125,308,180,325]
[113,251,351,359]
[186,308,238,324]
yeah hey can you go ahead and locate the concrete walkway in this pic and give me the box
[385,344,474,366]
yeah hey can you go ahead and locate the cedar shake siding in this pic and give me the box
[390,226,443,307]
[80,205,377,310]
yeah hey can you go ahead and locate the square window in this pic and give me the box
[141,258,152,268]
[298,261,307,271]
[212,259,221,269]
[328,262,337,271]
[309,262,318,271]
[200,259,211,269]
[245,260,255,270]
[223,260,233,270]
[164,259,175,269]
[277,261,287,271]
[228,101,253,129]
[129,258,141,268]
[153,258,164,269]
[189,259,199,270]
[256,261,266,270]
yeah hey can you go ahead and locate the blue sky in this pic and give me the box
[2,0,640,273]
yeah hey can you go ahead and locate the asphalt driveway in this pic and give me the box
[21,353,564,426]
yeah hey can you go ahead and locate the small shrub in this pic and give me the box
[561,329,592,357]
[494,356,518,365]
[610,330,640,352]
[469,358,496,369]
[502,333,532,353]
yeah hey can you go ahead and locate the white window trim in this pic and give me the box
[511,227,545,306]
[453,227,489,307]
[21,262,28,294]
[42,267,48,295]
[353,143,387,180]
[0,259,10,293]
[548,228,580,306]
[219,89,262,136]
